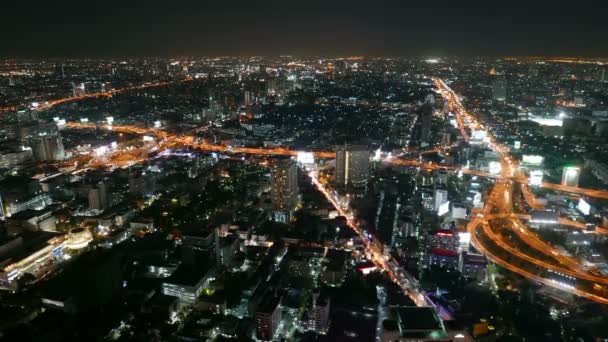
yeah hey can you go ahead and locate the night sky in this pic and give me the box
[2,0,607,58]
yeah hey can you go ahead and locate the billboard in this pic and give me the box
[489,161,501,175]
[577,198,591,215]
[438,201,450,216]
[296,151,314,165]
[529,170,543,186]
[471,130,487,144]
[522,155,544,165]
[452,206,468,219]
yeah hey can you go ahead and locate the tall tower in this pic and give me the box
[270,158,298,222]
[492,78,507,102]
[335,144,370,188]
[32,135,65,161]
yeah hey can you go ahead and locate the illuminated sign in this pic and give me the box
[438,201,450,216]
[513,141,521,149]
[529,170,543,186]
[143,135,154,142]
[154,120,162,128]
[458,232,471,244]
[106,116,114,125]
[296,151,314,165]
[522,155,544,165]
[452,207,467,219]
[80,118,89,123]
[94,146,108,156]
[471,130,487,144]
[577,198,591,215]
[489,161,501,175]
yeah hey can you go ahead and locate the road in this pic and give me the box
[41,76,608,304]
[435,78,608,304]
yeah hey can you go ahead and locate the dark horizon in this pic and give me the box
[2,1,608,58]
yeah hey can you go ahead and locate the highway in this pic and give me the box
[41,76,608,304]
[434,78,608,304]
[64,120,608,200]
[1,77,193,113]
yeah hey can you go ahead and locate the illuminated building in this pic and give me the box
[6,209,56,234]
[65,228,93,250]
[0,145,32,169]
[255,294,282,341]
[31,134,65,161]
[433,189,448,213]
[459,253,487,281]
[561,166,581,187]
[161,263,215,304]
[335,144,370,188]
[304,290,330,334]
[0,232,66,291]
[270,158,298,222]
[72,82,86,97]
[0,176,51,218]
[428,248,459,269]
[492,78,507,102]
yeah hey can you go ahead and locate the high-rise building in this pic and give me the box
[0,145,33,169]
[414,105,433,144]
[335,144,370,188]
[433,189,448,212]
[72,82,86,97]
[270,158,298,222]
[561,166,581,187]
[492,79,507,102]
[88,182,108,211]
[31,135,65,161]
[307,291,330,334]
[255,294,282,341]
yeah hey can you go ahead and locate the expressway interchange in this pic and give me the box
[434,78,608,304]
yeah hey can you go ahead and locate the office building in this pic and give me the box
[306,291,330,334]
[433,189,448,212]
[88,182,109,211]
[161,262,214,304]
[0,176,51,218]
[255,294,282,341]
[0,145,33,169]
[492,78,507,102]
[72,82,86,97]
[561,166,581,187]
[270,158,298,222]
[31,135,65,161]
[335,144,370,188]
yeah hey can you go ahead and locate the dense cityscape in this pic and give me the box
[1,55,608,342]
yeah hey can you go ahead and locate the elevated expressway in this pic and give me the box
[434,78,608,304]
